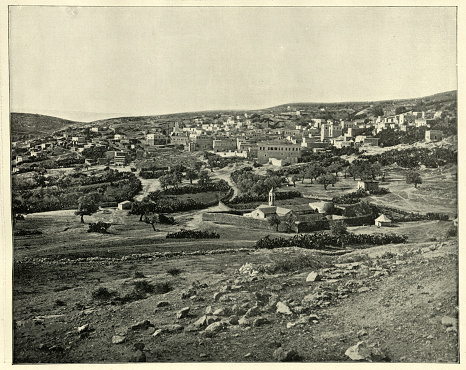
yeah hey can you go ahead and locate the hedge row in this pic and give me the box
[166,229,220,239]
[226,190,302,205]
[255,232,407,250]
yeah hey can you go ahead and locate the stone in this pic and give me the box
[276,302,293,315]
[156,301,170,307]
[244,305,261,318]
[213,308,227,316]
[357,329,368,337]
[255,292,272,306]
[308,314,319,321]
[446,326,458,333]
[228,315,239,325]
[164,324,184,333]
[219,295,232,302]
[231,304,246,316]
[238,317,251,326]
[204,321,224,333]
[176,307,190,319]
[345,341,386,362]
[253,317,270,327]
[112,335,126,344]
[134,342,145,351]
[220,285,231,293]
[306,272,322,283]
[131,350,146,362]
[213,292,224,301]
[441,316,458,327]
[273,348,301,362]
[357,287,370,293]
[181,288,197,299]
[152,329,163,337]
[77,324,89,333]
[244,353,252,358]
[205,305,213,314]
[131,320,153,331]
[199,353,208,358]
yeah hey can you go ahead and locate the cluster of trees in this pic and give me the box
[166,229,220,239]
[12,168,142,215]
[204,152,247,169]
[255,230,407,250]
[230,167,287,195]
[375,205,449,222]
[347,160,383,181]
[360,147,457,169]
[226,190,302,205]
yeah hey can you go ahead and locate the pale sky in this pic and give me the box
[9,6,457,122]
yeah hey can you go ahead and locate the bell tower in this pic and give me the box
[268,187,276,206]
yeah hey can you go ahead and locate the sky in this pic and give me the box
[9,6,457,122]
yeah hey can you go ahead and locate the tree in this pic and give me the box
[75,192,100,223]
[406,170,422,188]
[185,168,198,184]
[267,214,281,232]
[283,213,297,233]
[198,170,212,187]
[317,174,338,190]
[330,220,348,248]
[291,174,300,187]
[328,163,343,177]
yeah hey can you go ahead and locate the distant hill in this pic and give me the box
[11,90,456,141]
[10,113,83,141]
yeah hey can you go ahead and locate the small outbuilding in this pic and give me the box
[375,214,392,227]
[358,180,379,192]
[118,200,132,210]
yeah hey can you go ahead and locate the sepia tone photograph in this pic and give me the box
[5,2,460,365]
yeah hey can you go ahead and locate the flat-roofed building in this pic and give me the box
[257,141,302,164]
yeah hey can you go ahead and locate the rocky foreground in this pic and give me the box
[13,239,458,363]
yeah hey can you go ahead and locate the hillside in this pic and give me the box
[11,90,457,141]
[10,113,83,141]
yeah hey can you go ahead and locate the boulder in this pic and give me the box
[441,316,458,327]
[77,324,89,333]
[131,350,146,363]
[176,307,190,319]
[357,287,370,293]
[276,302,293,315]
[213,308,227,316]
[131,320,153,331]
[238,317,251,326]
[152,329,163,337]
[306,272,322,283]
[112,335,126,344]
[205,305,213,314]
[181,288,197,299]
[204,321,224,333]
[345,341,386,362]
[273,348,301,362]
[213,292,224,301]
[231,304,246,316]
[228,315,239,325]
[164,324,184,333]
[253,317,270,327]
[244,305,261,318]
[156,301,170,307]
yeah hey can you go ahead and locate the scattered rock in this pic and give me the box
[306,272,322,283]
[276,302,293,315]
[213,308,227,316]
[228,315,239,325]
[164,324,184,333]
[112,335,126,344]
[131,320,153,331]
[345,341,387,362]
[446,326,458,333]
[181,288,197,299]
[152,329,163,337]
[244,305,261,318]
[204,321,224,333]
[220,285,231,293]
[273,348,301,362]
[231,304,247,316]
[213,292,224,301]
[205,305,213,314]
[77,324,89,334]
[156,301,170,307]
[244,352,252,358]
[253,317,270,327]
[134,342,145,351]
[131,350,146,362]
[238,317,251,326]
[199,353,208,358]
[176,307,190,319]
[357,329,368,337]
[357,287,370,293]
[441,316,458,327]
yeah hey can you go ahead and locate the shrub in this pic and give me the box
[88,221,111,233]
[91,287,115,300]
[166,229,220,239]
[133,280,155,294]
[255,232,408,250]
[167,268,182,276]
[445,226,457,238]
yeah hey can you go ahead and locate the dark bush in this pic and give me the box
[13,229,42,236]
[167,268,182,276]
[91,287,116,300]
[166,229,220,239]
[255,232,408,250]
[88,221,111,233]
